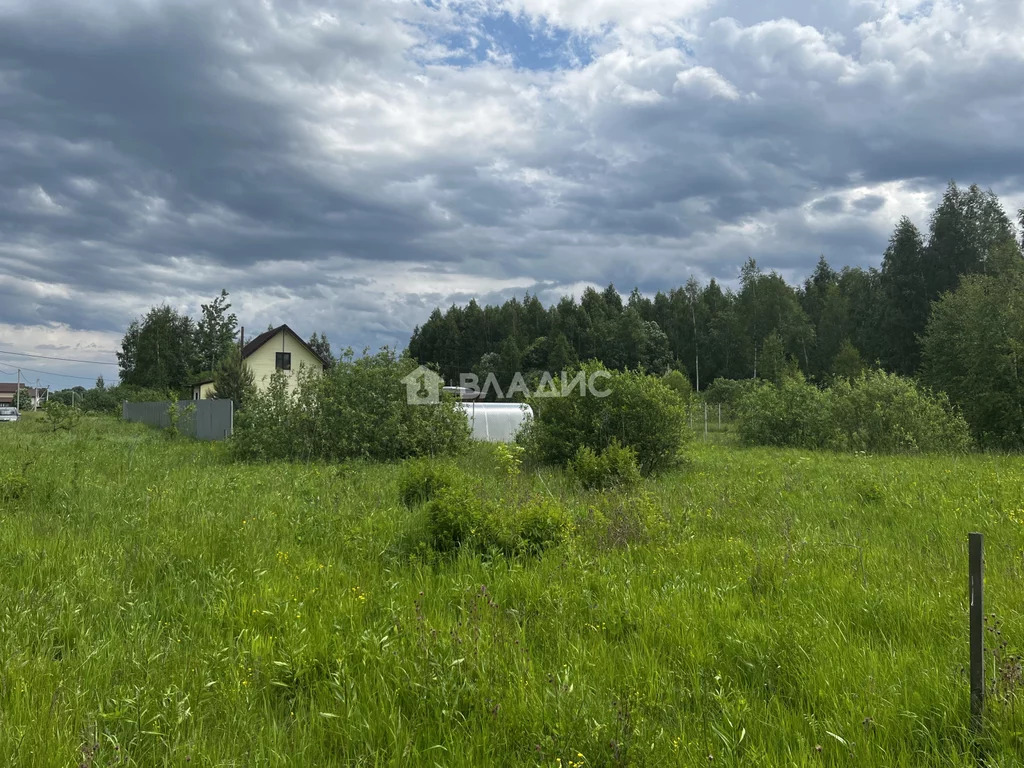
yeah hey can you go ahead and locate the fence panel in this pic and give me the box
[122,400,233,441]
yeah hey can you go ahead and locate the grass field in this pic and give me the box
[1,415,1023,766]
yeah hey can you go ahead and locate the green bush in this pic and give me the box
[568,440,641,490]
[736,378,836,449]
[229,371,311,461]
[398,459,463,508]
[830,371,972,453]
[48,384,169,414]
[494,443,525,477]
[508,498,573,555]
[736,371,972,454]
[423,485,489,554]
[704,377,759,407]
[232,350,471,463]
[662,369,693,408]
[519,361,689,476]
[43,401,81,431]
[420,487,570,557]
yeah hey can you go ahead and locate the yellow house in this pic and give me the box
[192,324,329,399]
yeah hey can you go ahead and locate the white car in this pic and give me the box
[0,407,20,422]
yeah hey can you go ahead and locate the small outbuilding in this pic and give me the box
[457,401,533,443]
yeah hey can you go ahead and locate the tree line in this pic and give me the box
[114,290,336,395]
[409,181,1024,448]
[50,292,338,412]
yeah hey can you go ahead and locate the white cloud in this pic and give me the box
[674,65,741,100]
[499,0,712,34]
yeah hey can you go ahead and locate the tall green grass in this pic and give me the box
[1,415,1022,766]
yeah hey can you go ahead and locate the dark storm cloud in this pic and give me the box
[1,0,1023,384]
[0,5,443,271]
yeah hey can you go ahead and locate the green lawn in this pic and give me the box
[1,415,1022,766]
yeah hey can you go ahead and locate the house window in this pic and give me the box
[276,352,292,371]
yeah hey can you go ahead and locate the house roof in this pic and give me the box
[241,324,330,368]
[0,383,41,393]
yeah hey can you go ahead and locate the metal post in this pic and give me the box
[969,532,984,734]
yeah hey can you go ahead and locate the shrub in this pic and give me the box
[48,384,168,414]
[736,378,836,449]
[44,401,81,431]
[662,369,693,408]
[518,362,689,476]
[165,401,196,439]
[735,370,973,454]
[494,443,525,477]
[419,488,570,557]
[508,498,572,555]
[398,459,463,508]
[232,350,471,463]
[704,377,759,407]
[568,440,641,490]
[229,371,311,461]
[423,485,489,554]
[830,370,972,453]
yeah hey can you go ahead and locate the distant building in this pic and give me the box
[191,324,329,400]
[0,383,47,409]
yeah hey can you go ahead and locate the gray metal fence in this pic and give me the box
[122,399,234,441]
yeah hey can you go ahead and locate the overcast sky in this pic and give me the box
[2,0,1023,388]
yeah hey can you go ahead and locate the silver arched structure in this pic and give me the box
[457,402,533,443]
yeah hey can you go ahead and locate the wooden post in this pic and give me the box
[969,532,984,734]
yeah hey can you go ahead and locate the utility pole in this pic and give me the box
[16,368,21,411]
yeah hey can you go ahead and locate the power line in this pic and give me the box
[0,360,100,382]
[0,348,119,366]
